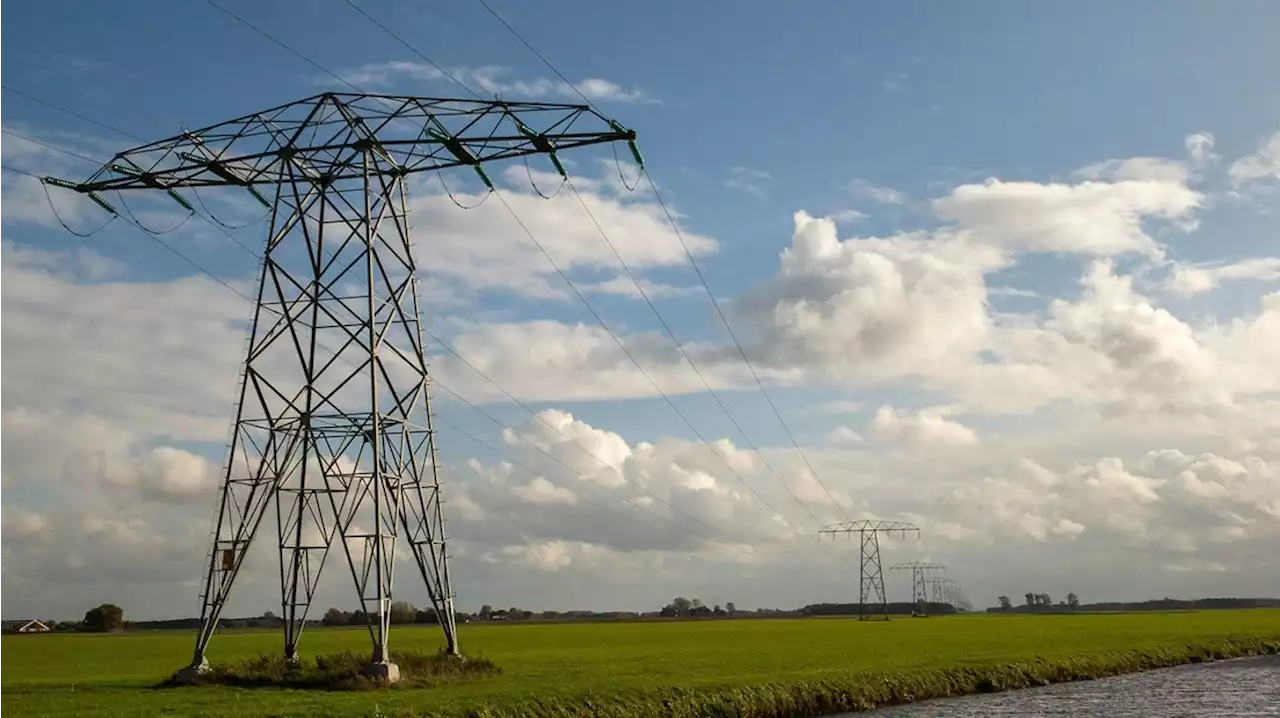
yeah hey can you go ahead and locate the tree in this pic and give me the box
[726,602,736,616]
[322,607,347,626]
[389,601,418,624]
[691,598,704,610]
[83,604,124,632]
[479,604,493,620]
[507,606,521,620]
[660,605,678,618]
[1040,593,1053,606]
[998,596,1013,611]
[671,597,692,618]
[1025,592,1035,608]
[1066,592,1079,609]
[713,604,726,616]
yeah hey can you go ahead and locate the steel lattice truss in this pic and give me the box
[49,93,639,677]
[55,92,636,194]
[889,561,946,616]
[819,520,919,620]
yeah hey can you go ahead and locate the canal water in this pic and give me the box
[856,654,1279,717]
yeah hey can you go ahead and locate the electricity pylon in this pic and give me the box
[889,561,945,616]
[819,520,919,620]
[44,92,641,682]
[928,575,957,607]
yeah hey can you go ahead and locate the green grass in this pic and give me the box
[3,610,1279,717]
[162,649,501,691]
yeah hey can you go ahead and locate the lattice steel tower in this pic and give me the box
[44,93,641,682]
[819,520,919,620]
[889,561,945,616]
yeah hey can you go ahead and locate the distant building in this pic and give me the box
[2,619,51,633]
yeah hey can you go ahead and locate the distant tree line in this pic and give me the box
[320,601,444,626]
[34,594,1280,632]
[994,592,1080,611]
[801,602,959,617]
[657,597,738,618]
[990,595,1280,614]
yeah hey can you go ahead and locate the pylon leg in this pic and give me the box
[177,129,460,681]
[277,439,347,661]
[859,529,888,620]
[186,421,304,673]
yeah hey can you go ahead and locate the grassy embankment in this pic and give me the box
[3,610,1278,717]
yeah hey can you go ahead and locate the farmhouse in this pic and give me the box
[2,619,51,633]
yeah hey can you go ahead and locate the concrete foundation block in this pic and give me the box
[171,658,212,685]
[363,661,401,684]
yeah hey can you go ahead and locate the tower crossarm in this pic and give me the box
[888,561,946,572]
[42,93,639,194]
[819,519,920,536]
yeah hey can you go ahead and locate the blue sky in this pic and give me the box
[4,1,1280,620]
[6,0,1276,440]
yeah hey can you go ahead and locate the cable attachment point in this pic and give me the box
[427,127,494,190]
[43,175,119,215]
[109,162,195,213]
[608,120,644,168]
[514,119,568,179]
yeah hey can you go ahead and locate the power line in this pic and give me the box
[19,128,716,547]
[490,187,791,528]
[429,376,735,545]
[336,0,482,100]
[320,4,740,526]
[1,128,105,165]
[421,325,769,539]
[198,0,778,542]
[470,2,852,519]
[202,0,364,93]
[10,87,750,548]
[471,0,598,111]
[1,130,258,299]
[644,170,849,518]
[1,115,265,260]
[346,0,822,533]
[564,177,820,527]
[2,164,41,179]
[2,84,145,141]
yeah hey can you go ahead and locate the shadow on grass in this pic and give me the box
[156,649,500,691]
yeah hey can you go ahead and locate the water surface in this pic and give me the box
[859,654,1279,717]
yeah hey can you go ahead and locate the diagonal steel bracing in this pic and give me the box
[45,93,639,677]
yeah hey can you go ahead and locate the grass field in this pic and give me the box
[3,610,1279,717]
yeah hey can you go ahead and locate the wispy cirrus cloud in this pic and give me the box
[323,61,656,104]
[725,166,772,197]
[844,178,908,205]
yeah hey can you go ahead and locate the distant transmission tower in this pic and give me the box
[928,575,956,606]
[889,561,945,616]
[44,93,640,682]
[931,576,970,611]
[819,520,919,620]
